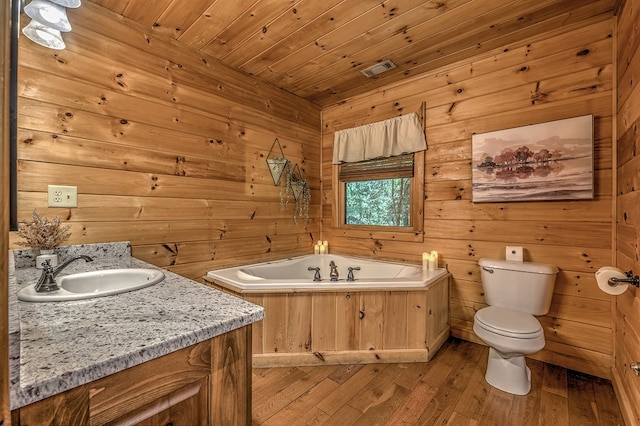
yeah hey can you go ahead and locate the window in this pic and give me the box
[332,112,426,239]
[334,151,424,238]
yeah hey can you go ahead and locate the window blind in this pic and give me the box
[339,153,414,182]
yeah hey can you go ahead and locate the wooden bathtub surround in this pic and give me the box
[11,326,252,426]
[206,273,450,367]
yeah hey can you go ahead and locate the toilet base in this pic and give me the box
[484,347,531,395]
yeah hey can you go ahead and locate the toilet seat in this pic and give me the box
[474,306,543,339]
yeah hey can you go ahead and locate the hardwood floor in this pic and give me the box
[252,338,625,425]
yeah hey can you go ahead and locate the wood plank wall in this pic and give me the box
[614,0,640,423]
[322,16,615,379]
[10,1,321,281]
[1,0,11,423]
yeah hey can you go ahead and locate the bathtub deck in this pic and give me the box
[252,337,625,425]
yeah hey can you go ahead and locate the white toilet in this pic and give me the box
[473,258,558,395]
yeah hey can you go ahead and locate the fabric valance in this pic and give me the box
[332,112,426,164]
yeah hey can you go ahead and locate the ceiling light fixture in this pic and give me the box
[21,0,82,49]
[22,19,66,50]
[24,0,72,32]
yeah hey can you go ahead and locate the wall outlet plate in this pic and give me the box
[48,185,78,208]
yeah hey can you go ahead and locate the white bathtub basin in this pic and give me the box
[18,268,165,302]
[207,254,448,293]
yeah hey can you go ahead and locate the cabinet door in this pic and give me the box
[119,377,209,426]
[90,342,211,425]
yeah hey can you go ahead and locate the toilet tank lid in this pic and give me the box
[479,258,558,274]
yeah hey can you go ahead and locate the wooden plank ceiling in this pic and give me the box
[86,0,615,106]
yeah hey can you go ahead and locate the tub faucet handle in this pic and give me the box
[347,266,361,282]
[308,266,321,282]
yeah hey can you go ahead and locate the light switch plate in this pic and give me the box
[48,185,78,208]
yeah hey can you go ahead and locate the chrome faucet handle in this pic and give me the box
[308,266,321,282]
[34,260,59,293]
[347,266,361,282]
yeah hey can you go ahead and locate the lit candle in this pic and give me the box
[431,250,438,270]
[323,241,329,254]
[428,254,436,271]
[422,252,429,273]
[314,244,320,254]
[319,243,326,254]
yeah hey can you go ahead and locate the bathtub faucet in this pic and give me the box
[329,261,339,281]
[308,266,321,282]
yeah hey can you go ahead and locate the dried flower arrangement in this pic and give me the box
[16,209,71,250]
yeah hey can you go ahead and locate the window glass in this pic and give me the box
[345,178,411,226]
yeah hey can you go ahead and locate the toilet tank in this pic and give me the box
[479,258,559,315]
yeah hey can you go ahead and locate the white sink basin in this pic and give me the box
[18,268,165,302]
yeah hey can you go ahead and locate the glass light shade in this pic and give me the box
[49,0,81,8]
[24,0,72,32]
[22,20,66,50]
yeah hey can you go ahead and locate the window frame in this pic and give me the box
[332,150,424,242]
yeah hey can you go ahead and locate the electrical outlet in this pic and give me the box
[47,185,78,208]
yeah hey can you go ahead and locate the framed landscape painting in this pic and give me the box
[471,115,594,203]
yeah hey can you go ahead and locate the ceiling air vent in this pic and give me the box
[360,60,397,78]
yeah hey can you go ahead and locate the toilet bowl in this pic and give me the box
[473,306,545,395]
[473,258,558,395]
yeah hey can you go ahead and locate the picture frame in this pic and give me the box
[471,115,594,203]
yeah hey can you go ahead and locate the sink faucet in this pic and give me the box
[35,255,94,293]
[329,260,339,281]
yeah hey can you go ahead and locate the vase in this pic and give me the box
[36,249,58,269]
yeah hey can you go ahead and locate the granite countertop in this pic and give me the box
[9,242,265,410]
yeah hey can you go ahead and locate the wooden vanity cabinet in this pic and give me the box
[12,325,252,426]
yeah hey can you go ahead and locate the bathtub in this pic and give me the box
[205,254,450,367]
[206,254,448,293]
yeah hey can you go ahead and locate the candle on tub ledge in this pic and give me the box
[422,251,439,276]
[422,252,430,277]
[323,241,329,254]
[314,244,320,254]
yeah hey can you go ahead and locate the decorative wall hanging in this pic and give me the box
[288,163,310,225]
[265,138,310,225]
[471,115,594,203]
[266,138,290,185]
